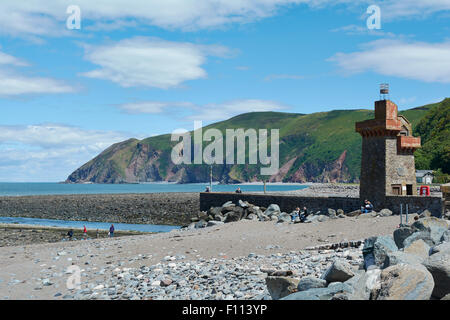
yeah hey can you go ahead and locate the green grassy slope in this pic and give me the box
[66,100,438,184]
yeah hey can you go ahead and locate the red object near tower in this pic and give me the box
[419,185,430,196]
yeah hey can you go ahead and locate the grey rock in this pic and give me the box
[404,239,431,259]
[238,200,249,208]
[379,209,393,217]
[422,251,450,299]
[403,231,435,248]
[318,215,330,223]
[345,210,361,217]
[327,209,336,218]
[264,204,281,216]
[373,236,398,266]
[419,210,432,218]
[374,264,434,300]
[430,242,450,255]
[441,230,450,243]
[321,260,355,283]
[393,226,415,249]
[207,220,224,227]
[297,276,327,292]
[383,251,425,269]
[282,282,352,300]
[194,220,208,229]
[265,276,300,300]
[222,201,234,208]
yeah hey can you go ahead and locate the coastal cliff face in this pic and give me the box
[66,103,435,184]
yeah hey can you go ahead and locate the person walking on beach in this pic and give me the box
[109,224,115,238]
[67,229,74,240]
[83,225,87,239]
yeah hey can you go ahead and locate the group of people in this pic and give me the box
[67,224,115,240]
[290,207,309,223]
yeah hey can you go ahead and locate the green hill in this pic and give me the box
[414,98,450,182]
[66,100,441,184]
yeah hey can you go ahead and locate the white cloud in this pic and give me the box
[0,124,131,181]
[328,39,450,83]
[0,50,76,96]
[2,1,449,37]
[118,101,195,114]
[116,99,289,122]
[189,99,289,121]
[81,37,231,89]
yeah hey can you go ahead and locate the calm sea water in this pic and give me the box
[0,182,307,196]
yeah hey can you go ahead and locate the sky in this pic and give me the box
[0,0,450,182]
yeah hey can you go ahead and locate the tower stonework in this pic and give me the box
[356,100,421,208]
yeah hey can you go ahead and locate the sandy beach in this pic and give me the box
[0,214,403,300]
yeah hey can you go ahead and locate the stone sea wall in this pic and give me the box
[200,192,444,217]
[200,192,361,214]
[0,193,200,226]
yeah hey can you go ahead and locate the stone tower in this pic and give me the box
[355,99,421,208]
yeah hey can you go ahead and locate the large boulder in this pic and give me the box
[297,277,327,292]
[264,204,281,217]
[321,260,355,283]
[282,282,353,300]
[206,220,224,227]
[224,207,244,223]
[412,217,448,243]
[419,210,432,219]
[327,209,337,218]
[393,226,415,249]
[345,209,361,217]
[383,251,425,269]
[318,215,330,223]
[441,230,450,243]
[346,269,381,300]
[404,239,431,259]
[208,207,222,216]
[430,242,450,255]
[265,276,300,300]
[403,231,435,248]
[422,251,450,299]
[194,220,208,228]
[373,236,398,266]
[374,264,434,300]
[277,212,291,223]
[379,209,393,217]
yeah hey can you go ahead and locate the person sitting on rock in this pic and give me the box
[361,200,374,213]
[290,207,300,222]
[235,187,242,193]
[299,207,309,222]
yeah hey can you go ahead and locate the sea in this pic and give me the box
[0,182,308,232]
[0,182,307,197]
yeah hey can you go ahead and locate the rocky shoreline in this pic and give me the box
[0,193,200,226]
[0,224,144,247]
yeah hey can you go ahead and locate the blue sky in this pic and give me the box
[0,0,449,181]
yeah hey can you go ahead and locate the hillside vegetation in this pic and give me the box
[66,100,442,184]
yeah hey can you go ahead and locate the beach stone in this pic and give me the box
[224,210,242,223]
[282,282,353,300]
[383,251,424,269]
[422,251,450,299]
[194,220,208,229]
[238,200,249,208]
[374,264,434,300]
[338,214,346,219]
[412,217,448,233]
[276,213,291,223]
[430,242,450,255]
[347,269,381,300]
[379,209,393,217]
[265,276,300,300]
[297,276,327,292]
[264,204,281,217]
[318,215,330,223]
[327,209,336,218]
[321,260,355,283]
[441,230,450,243]
[404,239,431,259]
[222,201,234,208]
[419,210,432,218]
[403,231,435,248]
[345,210,361,217]
[206,221,224,227]
[373,236,398,266]
[393,226,415,249]
[337,209,344,216]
